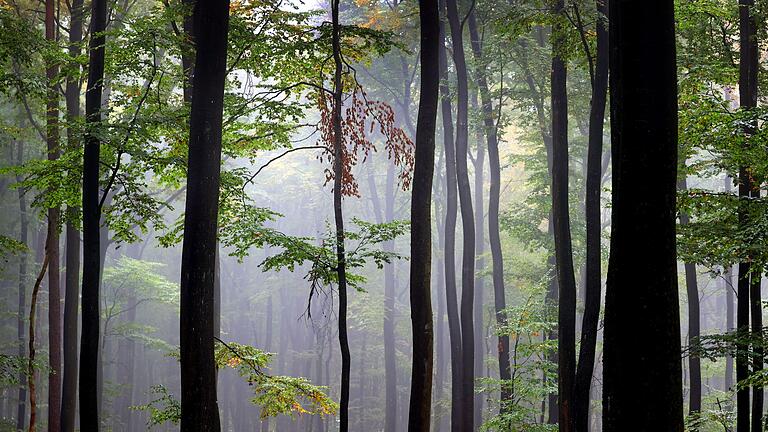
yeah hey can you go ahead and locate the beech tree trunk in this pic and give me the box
[604,1,684,430]
[383,164,397,432]
[179,0,230,429]
[737,0,758,429]
[407,0,438,425]
[45,0,62,428]
[574,2,608,430]
[438,3,463,428]
[444,0,476,428]
[80,0,107,424]
[551,1,576,430]
[15,141,28,432]
[61,1,84,427]
[679,177,702,421]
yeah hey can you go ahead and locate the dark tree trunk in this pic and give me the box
[81,0,107,424]
[444,0,476,428]
[750,273,762,432]
[407,0,439,425]
[29,255,50,432]
[604,0,683,430]
[551,1,576,429]
[471,93,485,430]
[574,1,607,430]
[466,9,512,413]
[179,0,230,429]
[16,141,28,432]
[737,0,758,429]
[437,4,463,429]
[45,0,62,427]
[678,177,702,421]
[329,1,351,429]
[61,0,84,421]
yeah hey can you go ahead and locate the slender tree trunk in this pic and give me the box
[45,0,62,427]
[444,0,476,427]
[726,265,734,395]
[383,164,398,432]
[16,141,28,432]
[438,3,462,428]
[750,273,763,432]
[574,2,607,430]
[179,0,230,429]
[738,0,758,429]
[407,0,438,425]
[81,0,107,424]
[678,177,702,421]
[471,96,485,430]
[551,1,576,429]
[61,0,83,411]
[603,1,683,429]
[329,1,351,429]
[29,256,50,432]
[466,9,512,414]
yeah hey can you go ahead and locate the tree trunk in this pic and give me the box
[29,256,50,432]
[383,164,398,432]
[444,0,476,428]
[604,1,683,429]
[45,0,62,427]
[551,2,576,429]
[725,265,734,395]
[678,177,702,421]
[16,141,28,432]
[471,95,485,430]
[329,1,351,429]
[81,0,107,424]
[737,0,758,428]
[61,0,84,414]
[466,9,512,414]
[437,3,463,429]
[574,1,608,430]
[407,0,438,425]
[179,0,230,429]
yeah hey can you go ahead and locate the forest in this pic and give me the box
[0,0,766,430]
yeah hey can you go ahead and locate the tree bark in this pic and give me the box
[29,255,50,432]
[329,1,351,429]
[61,0,84,423]
[574,2,607,430]
[15,141,28,432]
[466,9,512,414]
[737,0,758,429]
[437,4,463,429]
[179,0,230,429]
[407,0,439,425]
[678,177,702,421]
[444,0,476,428]
[604,1,683,429]
[551,2,576,429]
[80,0,107,424]
[45,0,62,427]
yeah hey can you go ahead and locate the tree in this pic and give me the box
[80,0,107,425]
[574,0,608,429]
[550,1,576,429]
[407,0,439,425]
[61,0,84,429]
[738,1,760,431]
[437,1,463,427]
[44,0,62,427]
[679,177,701,422]
[178,0,231,429]
[603,0,683,430]
[444,0,476,427]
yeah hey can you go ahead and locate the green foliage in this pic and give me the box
[214,340,338,418]
[131,385,181,428]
